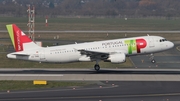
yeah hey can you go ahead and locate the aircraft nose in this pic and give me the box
[168,41,174,49]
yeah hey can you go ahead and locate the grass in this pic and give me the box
[0,32,180,43]
[0,81,91,91]
[1,17,180,31]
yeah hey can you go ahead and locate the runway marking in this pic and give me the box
[0,74,64,76]
[1,74,180,81]
[129,57,136,68]
[176,46,180,51]
[156,62,180,63]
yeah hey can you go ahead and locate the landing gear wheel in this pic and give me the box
[150,53,156,63]
[94,64,100,71]
[151,59,156,63]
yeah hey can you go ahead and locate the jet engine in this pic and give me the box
[105,53,126,63]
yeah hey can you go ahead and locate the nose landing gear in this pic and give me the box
[151,59,156,63]
[150,53,156,63]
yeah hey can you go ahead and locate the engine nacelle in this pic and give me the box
[105,53,126,63]
[79,55,91,62]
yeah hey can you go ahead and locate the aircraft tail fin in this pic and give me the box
[6,24,40,52]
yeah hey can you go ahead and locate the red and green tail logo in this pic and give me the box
[6,24,32,52]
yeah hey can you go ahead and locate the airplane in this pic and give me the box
[6,24,174,71]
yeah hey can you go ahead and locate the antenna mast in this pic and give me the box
[27,5,35,41]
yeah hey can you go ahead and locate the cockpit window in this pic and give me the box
[159,39,167,42]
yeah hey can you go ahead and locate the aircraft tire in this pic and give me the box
[94,64,100,71]
[151,59,156,63]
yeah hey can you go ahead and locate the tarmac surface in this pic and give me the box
[1,81,180,101]
[1,68,180,81]
[130,41,180,69]
[1,30,180,33]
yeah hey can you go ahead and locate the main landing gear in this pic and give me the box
[94,64,100,71]
[94,60,100,71]
[150,53,156,63]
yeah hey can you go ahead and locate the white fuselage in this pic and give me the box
[7,36,174,63]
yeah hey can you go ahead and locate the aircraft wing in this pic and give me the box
[78,49,109,60]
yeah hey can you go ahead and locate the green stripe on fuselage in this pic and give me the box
[125,39,137,54]
[6,24,15,49]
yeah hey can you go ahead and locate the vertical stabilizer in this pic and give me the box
[6,24,40,52]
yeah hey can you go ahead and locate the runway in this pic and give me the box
[1,68,180,81]
[1,81,180,101]
[1,30,180,33]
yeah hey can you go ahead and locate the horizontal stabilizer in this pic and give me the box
[10,52,30,56]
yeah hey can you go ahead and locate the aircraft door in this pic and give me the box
[149,37,155,47]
